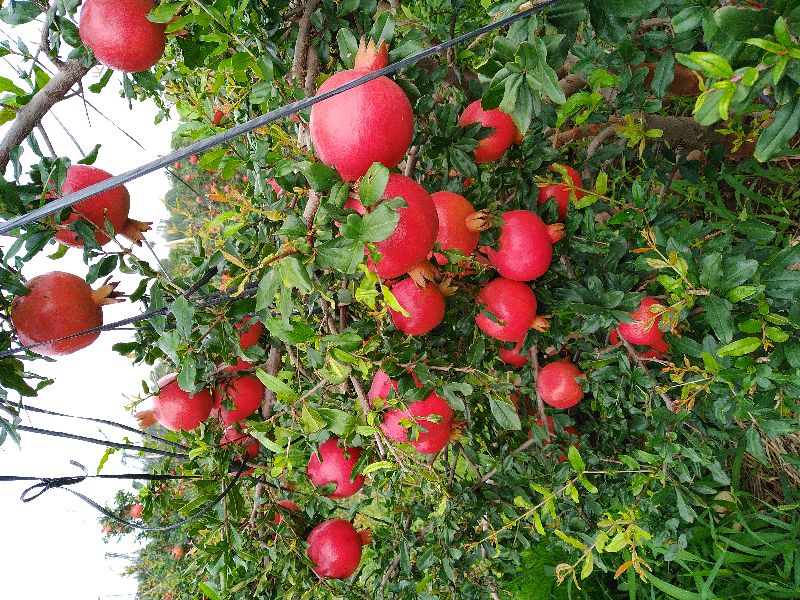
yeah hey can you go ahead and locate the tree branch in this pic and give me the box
[292,0,322,84]
[261,346,283,418]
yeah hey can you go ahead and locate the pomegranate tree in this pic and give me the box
[11,271,122,356]
[310,39,414,181]
[458,100,516,163]
[306,519,363,579]
[476,277,547,342]
[79,0,166,73]
[307,437,365,499]
[388,278,445,336]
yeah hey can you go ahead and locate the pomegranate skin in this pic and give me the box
[214,376,266,427]
[153,378,213,431]
[538,165,585,221]
[617,297,664,347]
[483,211,554,282]
[610,329,668,359]
[220,426,260,459]
[476,278,538,342]
[11,272,103,356]
[431,191,481,263]
[271,499,300,524]
[79,0,166,73]
[370,174,439,279]
[54,165,130,248]
[129,503,143,519]
[389,278,445,336]
[310,71,413,181]
[237,317,264,351]
[458,100,516,163]
[536,360,584,409]
[307,437,365,499]
[306,519,363,579]
[499,339,528,367]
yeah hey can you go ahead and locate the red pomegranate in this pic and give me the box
[347,174,438,279]
[129,503,143,519]
[537,359,584,409]
[271,499,300,524]
[481,211,564,282]
[430,191,488,264]
[538,165,585,221]
[388,278,445,336]
[307,437,365,499]
[79,0,166,73]
[53,165,151,248]
[458,100,516,163]
[11,271,123,356]
[213,376,265,427]
[476,278,547,342]
[306,519,363,579]
[212,109,225,126]
[532,416,580,462]
[310,39,414,181]
[609,329,668,360]
[617,297,664,347]
[499,339,528,367]
[220,425,260,459]
[369,370,453,455]
[138,374,213,432]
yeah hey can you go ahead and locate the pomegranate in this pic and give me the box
[11,271,123,356]
[138,374,213,432]
[476,278,547,342]
[481,211,564,282]
[430,191,489,265]
[171,545,184,560]
[220,425,260,459]
[617,297,664,347]
[532,416,580,462]
[307,519,363,579]
[213,375,265,427]
[129,503,143,519]
[609,329,668,360]
[212,109,225,126]
[458,100,516,163]
[53,165,151,248]
[310,39,414,181]
[347,174,439,279]
[499,339,528,367]
[538,165,585,221]
[536,359,584,409]
[369,370,453,455]
[307,437,365,499]
[102,524,113,533]
[79,0,166,73]
[271,499,300,524]
[189,155,199,164]
[388,278,445,336]
[225,316,264,371]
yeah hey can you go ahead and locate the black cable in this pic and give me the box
[0,0,564,235]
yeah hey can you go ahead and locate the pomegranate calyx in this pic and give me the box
[136,409,157,429]
[531,315,550,332]
[437,277,459,297]
[120,219,152,244]
[355,38,389,71]
[547,222,565,244]
[407,261,439,288]
[465,210,492,233]
[91,277,125,306]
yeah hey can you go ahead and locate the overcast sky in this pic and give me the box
[1,21,176,598]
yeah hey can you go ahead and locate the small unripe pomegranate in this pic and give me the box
[271,499,300,524]
[11,271,123,356]
[537,359,584,409]
[388,278,445,336]
[538,165,585,221]
[129,503,143,519]
[481,210,564,282]
[430,191,489,264]
[311,39,414,181]
[458,100,516,163]
[306,519,363,579]
[212,109,225,126]
[171,545,184,560]
[617,297,664,347]
[476,278,546,342]
[189,155,199,164]
[139,374,213,432]
[79,0,166,73]
[307,437,365,499]
[499,339,528,367]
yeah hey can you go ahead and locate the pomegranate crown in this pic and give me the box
[355,38,389,71]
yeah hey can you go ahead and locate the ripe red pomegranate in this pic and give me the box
[537,359,584,409]
[224,316,265,371]
[347,174,438,279]
[138,374,213,432]
[617,297,664,347]
[369,370,453,455]
[499,339,528,367]
[388,278,445,336]
[79,0,166,72]
[430,191,488,265]
[310,39,414,181]
[481,211,564,282]
[171,545,184,560]
[306,519,363,579]
[458,100,516,163]
[53,165,151,248]
[189,155,199,164]
[102,524,113,533]
[213,375,265,427]
[476,278,547,342]
[129,503,143,519]
[307,437,365,499]
[538,165,585,221]
[271,499,300,524]
[532,416,580,462]
[220,426,260,459]
[11,271,123,356]
[212,109,225,126]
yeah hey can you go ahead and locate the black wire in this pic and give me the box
[0,0,564,236]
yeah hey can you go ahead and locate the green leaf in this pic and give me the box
[198,582,221,600]
[148,2,184,23]
[316,237,364,274]
[754,98,800,162]
[489,396,521,430]
[713,6,777,41]
[699,253,723,289]
[255,368,299,400]
[651,53,675,98]
[361,202,401,242]
[0,76,25,96]
[702,296,733,344]
[679,52,733,79]
[359,163,390,208]
[170,295,195,339]
[297,162,340,192]
[744,425,767,464]
[256,270,280,312]
[567,446,585,473]
[675,489,696,523]
[0,1,42,25]
[300,404,326,434]
[278,257,313,293]
[646,572,704,600]
[717,337,761,357]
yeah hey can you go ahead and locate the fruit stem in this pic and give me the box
[407,261,438,287]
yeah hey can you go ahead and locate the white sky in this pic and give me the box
[1,21,175,598]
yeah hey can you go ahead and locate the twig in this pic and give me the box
[36,124,56,158]
[620,337,676,412]
[582,124,619,181]
[529,345,551,441]
[403,145,420,177]
[292,0,322,84]
[261,346,283,418]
